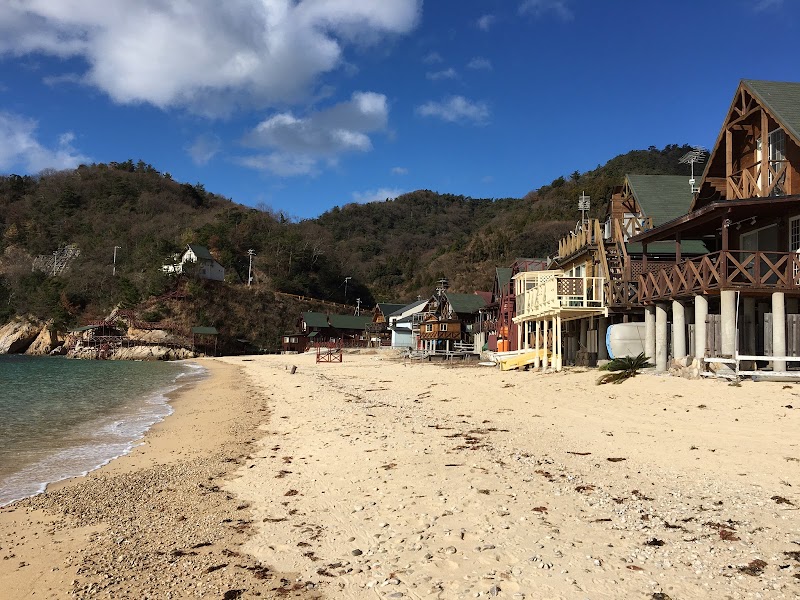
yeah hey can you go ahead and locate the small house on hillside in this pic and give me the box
[162,245,225,281]
[289,311,373,350]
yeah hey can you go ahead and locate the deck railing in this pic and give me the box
[639,250,800,302]
[515,273,605,320]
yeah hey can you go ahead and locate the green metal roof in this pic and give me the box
[308,331,319,338]
[744,79,800,145]
[191,326,218,335]
[625,175,694,227]
[302,311,330,329]
[495,267,513,289]
[445,292,487,315]
[328,314,372,330]
[377,303,405,316]
[188,244,214,261]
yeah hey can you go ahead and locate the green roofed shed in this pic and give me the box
[446,292,488,315]
[302,311,330,329]
[191,326,218,335]
[188,245,214,261]
[328,314,372,331]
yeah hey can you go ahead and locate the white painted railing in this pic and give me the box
[514,272,605,320]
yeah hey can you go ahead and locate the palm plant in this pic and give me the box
[596,352,653,385]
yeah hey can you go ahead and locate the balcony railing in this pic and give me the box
[515,273,606,320]
[639,250,800,302]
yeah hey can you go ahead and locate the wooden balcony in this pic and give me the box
[727,161,787,200]
[514,272,607,322]
[639,250,800,303]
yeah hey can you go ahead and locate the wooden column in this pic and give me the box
[725,128,733,199]
[675,233,682,264]
[761,109,769,197]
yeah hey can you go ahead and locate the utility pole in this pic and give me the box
[355,298,361,316]
[344,276,352,301]
[113,246,121,276]
[247,249,255,286]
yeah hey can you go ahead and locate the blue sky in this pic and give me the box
[0,0,799,219]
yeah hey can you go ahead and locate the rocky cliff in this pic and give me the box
[0,316,44,354]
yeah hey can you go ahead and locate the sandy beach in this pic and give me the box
[2,352,800,599]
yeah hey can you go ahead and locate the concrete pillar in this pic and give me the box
[556,316,563,371]
[742,297,756,356]
[694,295,708,360]
[773,291,787,373]
[721,290,736,358]
[533,321,540,369]
[645,305,656,362]
[598,316,609,361]
[552,317,559,371]
[655,303,668,372]
[672,300,686,360]
[541,319,549,372]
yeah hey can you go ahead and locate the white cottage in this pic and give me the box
[162,245,225,281]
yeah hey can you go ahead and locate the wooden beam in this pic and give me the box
[675,233,682,264]
[761,109,770,197]
[725,128,733,199]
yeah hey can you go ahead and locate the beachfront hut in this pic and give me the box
[629,79,800,377]
[367,303,405,346]
[387,299,428,348]
[415,280,487,354]
[191,326,218,356]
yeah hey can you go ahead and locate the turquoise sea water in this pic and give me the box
[0,355,204,506]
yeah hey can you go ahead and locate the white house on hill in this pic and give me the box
[162,245,225,281]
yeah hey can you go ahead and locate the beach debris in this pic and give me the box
[275,470,292,478]
[645,538,665,547]
[607,457,626,462]
[567,451,591,456]
[284,489,299,496]
[651,594,672,600]
[626,565,644,571]
[632,490,654,501]
[205,563,227,573]
[351,549,363,556]
[772,495,794,505]
[290,365,297,374]
[532,506,548,513]
[575,485,595,494]
[738,559,768,576]
[223,590,244,599]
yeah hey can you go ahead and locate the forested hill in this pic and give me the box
[0,145,695,350]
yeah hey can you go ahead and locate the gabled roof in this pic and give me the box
[387,299,427,317]
[328,314,372,330]
[744,79,800,145]
[625,175,693,227]
[302,311,330,329]
[187,244,215,261]
[376,303,405,316]
[495,267,513,289]
[445,292,487,315]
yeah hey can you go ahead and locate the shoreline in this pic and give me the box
[0,358,319,599]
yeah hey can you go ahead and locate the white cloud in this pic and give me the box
[422,51,443,64]
[476,14,496,30]
[237,153,319,177]
[426,68,458,81]
[186,133,221,166]
[467,57,492,70]
[391,166,408,175]
[0,1,421,114]
[753,0,783,10]
[416,96,490,125]
[352,187,404,203]
[0,111,89,173]
[241,91,388,175]
[519,0,574,20]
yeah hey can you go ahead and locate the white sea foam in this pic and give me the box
[0,361,207,507]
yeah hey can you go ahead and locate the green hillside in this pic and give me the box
[0,145,696,352]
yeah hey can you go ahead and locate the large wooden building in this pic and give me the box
[630,79,800,376]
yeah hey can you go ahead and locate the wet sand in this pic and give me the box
[0,359,318,599]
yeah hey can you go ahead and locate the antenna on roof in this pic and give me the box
[578,191,590,225]
[679,146,707,194]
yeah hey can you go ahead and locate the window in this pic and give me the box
[425,324,433,332]
[791,217,800,252]
[440,323,448,332]
[756,128,787,195]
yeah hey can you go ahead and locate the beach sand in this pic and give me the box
[221,351,800,600]
[0,360,318,599]
[2,351,799,599]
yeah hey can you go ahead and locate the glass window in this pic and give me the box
[440,323,448,332]
[425,324,433,332]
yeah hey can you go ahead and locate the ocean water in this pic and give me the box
[0,355,204,506]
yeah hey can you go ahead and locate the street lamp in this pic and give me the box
[113,246,121,276]
[247,249,255,286]
[344,276,352,301]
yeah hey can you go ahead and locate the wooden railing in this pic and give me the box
[727,161,788,199]
[639,250,800,302]
[558,220,601,258]
[515,274,605,320]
